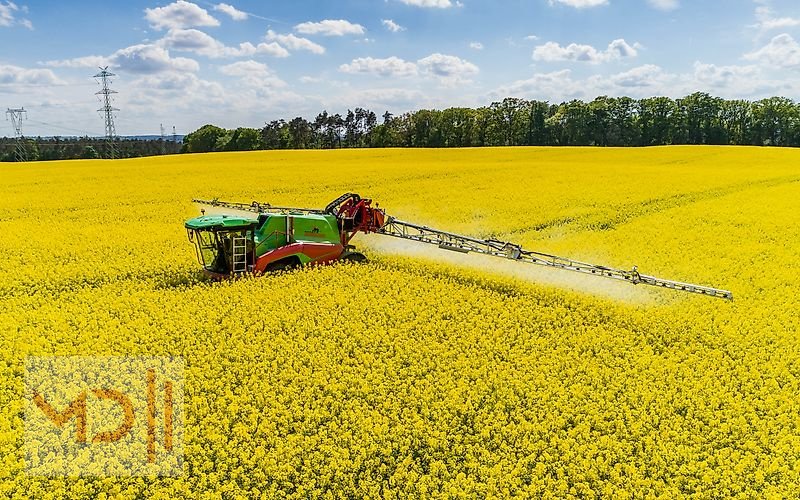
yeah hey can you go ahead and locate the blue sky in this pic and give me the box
[1,0,799,136]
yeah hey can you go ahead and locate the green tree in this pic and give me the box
[522,100,550,146]
[231,128,262,150]
[440,107,475,147]
[720,100,753,145]
[607,97,639,146]
[638,97,677,146]
[549,100,591,145]
[287,117,313,149]
[752,97,798,146]
[81,145,100,159]
[410,110,437,147]
[261,120,288,149]
[184,124,226,153]
[676,92,725,145]
[588,97,611,146]
[470,107,491,146]
[488,98,526,146]
[214,130,234,151]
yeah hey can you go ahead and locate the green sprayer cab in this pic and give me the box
[185,215,258,276]
[185,193,733,300]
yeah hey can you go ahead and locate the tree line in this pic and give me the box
[183,93,800,153]
[0,136,181,162]
[5,92,798,162]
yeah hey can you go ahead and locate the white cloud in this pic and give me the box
[744,33,800,69]
[692,61,759,86]
[491,66,673,102]
[265,30,325,54]
[126,69,302,129]
[533,38,639,64]
[253,42,291,58]
[547,0,608,9]
[294,19,365,36]
[126,72,228,121]
[339,56,418,77]
[0,1,15,27]
[525,35,540,41]
[46,29,292,77]
[692,61,787,97]
[160,28,233,56]
[110,44,200,74]
[338,53,478,83]
[609,64,668,88]
[214,3,248,21]
[333,87,428,111]
[0,1,32,29]
[608,39,640,58]
[43,55,109,68]
[690,61,775,95]
[753,3,800,32]
[45,44,200,74]
[760,16,800,30]
[127,62,298,125]
[491,69,581,100]
[219,60,286,88]
[647,0,679,11]
[417,53,479,82]
[133,72,223,95]
[469,42,484,50]
[490,59,787,103]
[298,75,350,88]
[144,0,220,30]
[382,19,405,32]
[159,28,289,58]
[399,0,454,8]
[0,64,63,86]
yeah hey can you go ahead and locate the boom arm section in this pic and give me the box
[377,217,734,300]
[193,198,323,215]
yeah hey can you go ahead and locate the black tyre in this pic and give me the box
[265,257,300,272]
[340,252,367,263]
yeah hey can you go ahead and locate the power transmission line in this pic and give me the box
[6,107,28,162]
[25,118,102,137]
[94,67,119,159]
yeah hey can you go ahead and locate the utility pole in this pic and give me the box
[94,67,119,159]
[5,107,27,162]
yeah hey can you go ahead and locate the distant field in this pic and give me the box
[1,146,799,497]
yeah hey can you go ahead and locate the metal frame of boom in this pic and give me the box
[193,198,323,215]
[378,217,734,300]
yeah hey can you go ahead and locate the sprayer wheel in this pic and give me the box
[340,252,367,263]
[265,257,300,272]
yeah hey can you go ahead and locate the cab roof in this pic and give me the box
[185,214,258,230]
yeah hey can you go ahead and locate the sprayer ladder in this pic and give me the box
[231,236,248,274]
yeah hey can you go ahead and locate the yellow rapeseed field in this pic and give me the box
[1,146,799,497]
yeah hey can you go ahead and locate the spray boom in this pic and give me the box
[189,193,733,300]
